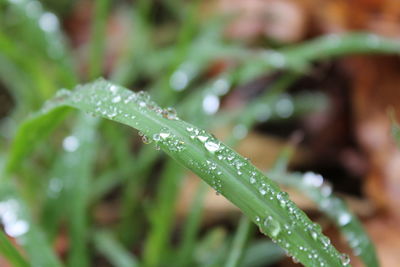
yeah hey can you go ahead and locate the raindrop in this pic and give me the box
[259,188,266,195]
[112,95,121,103]
[170,70,189,91]
[265,51,286,68]
[263,216,281,238]
[205,141,220,153]
[142,135,152,144]
[162,107,178,120]
[249,177,256,184]
[159,132,170,139]
[213,79,230,95]
[0,199,29,237]
[302,172,323,187]
[320,184,332,197]
[153,133,161,142]
[109,85,118,94]
[63,136,80,152]
[338,213,351,226]
[202,94,220,115]
[39,12,59,32]
[275,96,294,118]
[197,135,208,142]
[340,253,350,265]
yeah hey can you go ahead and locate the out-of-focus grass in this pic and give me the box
[1,0,398,266]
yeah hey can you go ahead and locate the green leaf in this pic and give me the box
[93,230,138,267]
[0,230,29,267]
[239,240,285,267]
[15,78,352,267]
[0,182,63,267]
[269,171,378,267]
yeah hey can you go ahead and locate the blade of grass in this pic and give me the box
[0,230,29,267]
[0,182,63,267]
[88,0,111,80]
[5,105,70,175]
[19,79,352,267]
[176,182,207,267]
[194,227,229,266]
[238,33,400,82]
[93,229,138,267]
[65,114,99,267]
[390,113,400,148]
[239,240,285,267]
[224,216,253,267]
[268,146,378,267]
[143,160,184,267]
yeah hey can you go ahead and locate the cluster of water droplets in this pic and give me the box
[0,198,30,238]
[301,172,355,265]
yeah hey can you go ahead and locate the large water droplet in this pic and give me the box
[275,96,294,118]
[162,107,178,120]
[202,94,220,115]
[112,95,121,103]
[340,253,350,265]
[303,172,323,187]
[264,216,281,238]
[205,141,220,153]
[63,136,80,152]
[39,12,59,32]
[338,212,351,226]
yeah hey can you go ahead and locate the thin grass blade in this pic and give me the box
[14,79,354,267]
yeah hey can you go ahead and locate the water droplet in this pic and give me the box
[321,184,332,197]
[275,96,294,118]
[159,132,170,139]
[153,133,161,142]
[263,216,281,238]
[112,95,121,103]
[170,70,189,91]
[142,135,152,144]
[303,172,323,187]
[197,135,208,142]
[264,51,286,68]
[0,199,29,237]
[109,85,118,94]
[259,188,266,195]
[249,177,256,184]
[162,107,178,120]
[205,141,220,153]
[63,136,80,152]
[340,253,350,265]
[39,12,59,32]
[202,94,220,115]
[338,213,351,226]
[213,78,230,95]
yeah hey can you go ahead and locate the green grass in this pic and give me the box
[4,78,364,266]
[2,0,398,266]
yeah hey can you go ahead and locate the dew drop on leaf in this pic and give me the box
[340,253,350,265]
[204,141,220,153]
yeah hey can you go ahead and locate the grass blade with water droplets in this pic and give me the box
[14,78,352,267]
